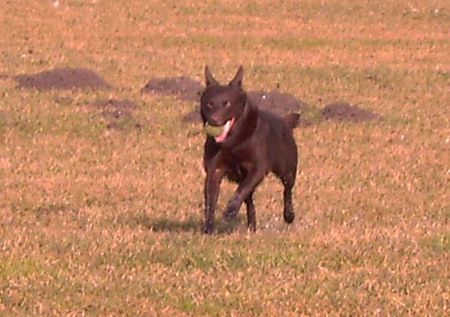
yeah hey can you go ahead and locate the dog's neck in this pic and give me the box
[224,96,258,145]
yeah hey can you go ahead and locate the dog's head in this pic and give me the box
[200,66,247,143]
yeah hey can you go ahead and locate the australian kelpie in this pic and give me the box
[200,66,299,234]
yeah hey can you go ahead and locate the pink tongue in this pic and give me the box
[215,118,234,143]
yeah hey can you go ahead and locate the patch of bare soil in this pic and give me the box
[141,76,380,126]
[247,90,306,116]
[182,88,309,125]
[142,76,308,125]
[248,90,314,127]
[322,101,381,122]
[182,110,202,123]
[15,68,111,90]
[142,76,203,101]
[92,99,136,110]
[89,99,141,130]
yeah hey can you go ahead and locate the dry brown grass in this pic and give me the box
[1,0,449,315]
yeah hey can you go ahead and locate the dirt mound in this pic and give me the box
[182,110,202,123]
[91,99,136,110]
[322,102,380,122]
[15,68,111,90]
[89,99,140,130]
[143,76,379,126]
[183,90,308,125]
[142,76,203,101]
[248,90,306,116]
[142,77,307,125]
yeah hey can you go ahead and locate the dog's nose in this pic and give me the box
[210,113,223,125]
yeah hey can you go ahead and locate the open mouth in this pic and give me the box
[204,117,235,143]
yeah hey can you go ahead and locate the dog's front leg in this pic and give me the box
[204,168,225,234]
[223,167,265,222]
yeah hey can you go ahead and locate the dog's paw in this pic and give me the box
[223,197,242,222]
[203,222,214,235]
[223,208,239,222]
[247,222,256,232]
[283,210,295,224]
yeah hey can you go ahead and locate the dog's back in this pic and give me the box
[251,107,298,180]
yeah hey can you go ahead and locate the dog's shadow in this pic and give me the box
[131,213,242,234]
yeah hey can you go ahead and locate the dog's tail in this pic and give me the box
[283,113,300,129]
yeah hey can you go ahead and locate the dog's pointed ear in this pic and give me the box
[205,66,219,87]
[229,66,244,88]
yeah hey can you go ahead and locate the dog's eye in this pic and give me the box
[223,101,230,107]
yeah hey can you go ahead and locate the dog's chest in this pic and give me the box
[220,148,254,182]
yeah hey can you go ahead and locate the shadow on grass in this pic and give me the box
[149,217,200,233]
[127,213,242,234]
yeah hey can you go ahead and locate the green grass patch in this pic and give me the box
[0,258,43,280]
[422,233,450,253]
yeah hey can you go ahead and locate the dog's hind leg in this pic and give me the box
[282,174,296,224]
[245,191,256,232]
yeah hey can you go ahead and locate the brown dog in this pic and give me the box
[200,66,299,234]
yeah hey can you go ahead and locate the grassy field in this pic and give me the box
[1,0,449,315]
